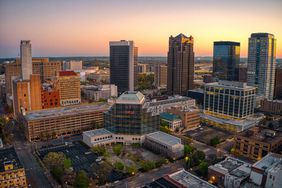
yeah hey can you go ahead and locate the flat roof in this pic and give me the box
[0,147,23,172]
[160,112,181,121]
[252,153,282,172]
[201,114,257,127]
[146,131,182,147]
[147,95,194,107]
[169,169,217,188]
[83,128,112,137]
[25,103,109,121]
[205,80,255,90]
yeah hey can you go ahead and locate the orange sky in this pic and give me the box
[0,0,281,58]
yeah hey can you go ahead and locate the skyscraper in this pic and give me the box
[109,40,135,94]
[167,34,194,95]
[20,40,32,80]
[213,41,240,81]
[247,33,276,100]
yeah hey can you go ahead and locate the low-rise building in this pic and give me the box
[167,106,200,130]
[81,84,117,101]
[144,131,184,159]
[145,169,217,188]
[234,127,282,161]
[250,153,282,188]
[145,95,196,116]
[260,99,282,115]
[0,147,27,188]
[22,103,108,142]
[208,157,252,188]
[160,112,182,131]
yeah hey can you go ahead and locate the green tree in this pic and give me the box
[184,144,194,155]
[114,161,124,171]
[141,160,156,172]
[126,165,137,175]
[198,161,208,177]
[43,152,65,169]
[74,170,89,188]
[113,144,123,156]
[51,166,64,183]
[210,136,220,146]
[63,158,72,170]
[92,145,107,156]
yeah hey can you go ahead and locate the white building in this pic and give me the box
[208,157,252,188]
[81,84,117,101]
[20,40,32,80]
[145,95,196,116]
[250,153,282,188]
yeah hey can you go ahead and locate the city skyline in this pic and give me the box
[1,0,282,58]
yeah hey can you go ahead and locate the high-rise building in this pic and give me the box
[247,33,277,100]
[12,74,42,116]
[62,60,83,71]
[238,64,248,82]
[154,64,167,88]
[274,67,282,99]
[213,41,240,81]
[58,71,81,106]
[110,40,135,94]
[32,58,61,81]
[167,34,194,95]
[20,40,32,80]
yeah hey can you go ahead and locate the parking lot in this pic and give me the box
[37,141,97,174]
[186,125,233,145]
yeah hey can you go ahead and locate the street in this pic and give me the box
[10,122,52,188]
[109,160,184,188]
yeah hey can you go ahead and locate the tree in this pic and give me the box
[92,145,107,156]
[64,158,72,170]
[141,160,156,172]
[155,158,167,168]
[210,136,220,146]
[51,166,64,183]
[43,152,65,169]
[198,161,208,177]
[184,144,194,155]
[126,165,137,175]
[191,150,205,166]
[74,170,89,188]
[114,161,124,171]
[113,144,123,156]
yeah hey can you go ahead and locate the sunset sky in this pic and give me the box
[0,0,281,58]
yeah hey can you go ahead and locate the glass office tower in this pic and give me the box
[213,41,240,81]
[104,91,159,135]
[247,33,276,100]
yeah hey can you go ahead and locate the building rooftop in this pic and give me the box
[205,80,255,90]
[209,157,251,176]
[146,131,182,148]
[147,95,193,107]
[238,127,282,144]
[116,91,145,104]
[59,71,77,76]
[160,112,181,121]
[252,153,282,172]
[214,41,240,46]
[0,147,23,172]
[24,103,109,121]
[83,128,112,137]
[251,33,274,38]
[168,169,217,188]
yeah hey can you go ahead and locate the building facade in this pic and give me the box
[0,147,27,188]
[247,33,277,100]
[204,81,256,119]
[110,40,135,94]
[154,64,167,88]
[238,64,248,82]
[234,127,282,161]
[160,112,182,131]
[213,41,240,81]
[33,59,61,82]
[104,91,159,136]
[260,99,282,115]
[58,71,81,106]
[274,67,282,100]
[22,104,108,142]
[20,40,32,80]
[167,34,194,95]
